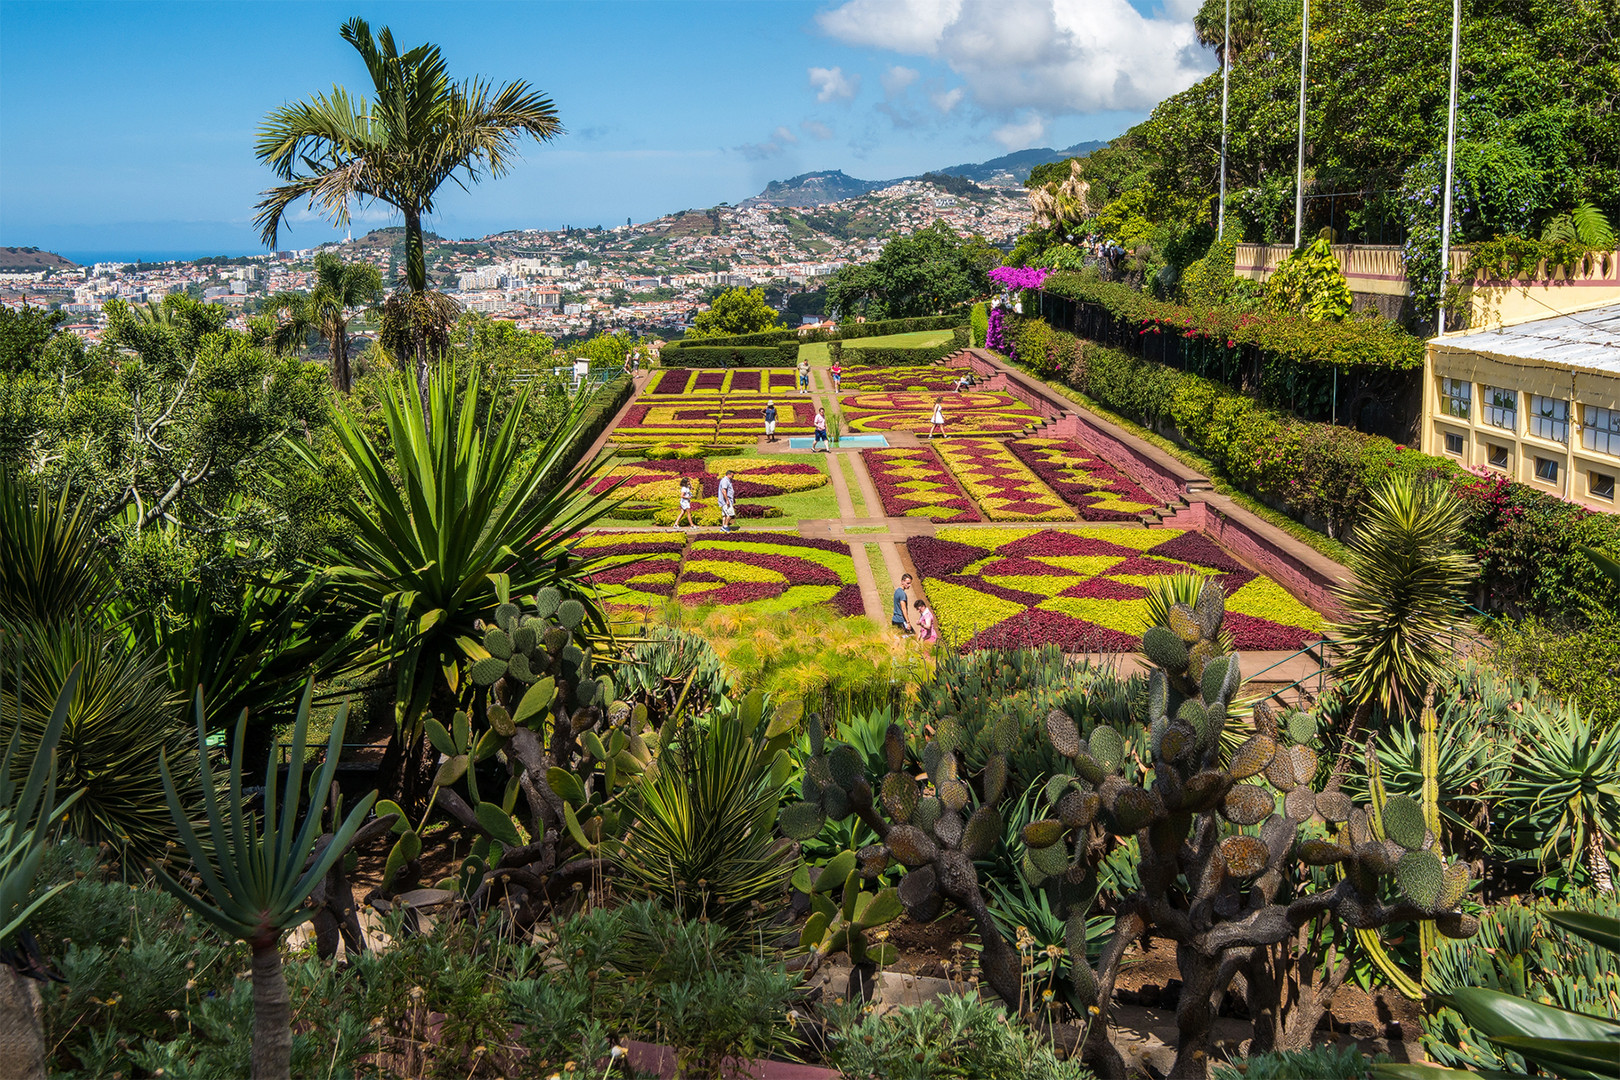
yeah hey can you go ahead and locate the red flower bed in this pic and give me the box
[961,609,1142,653]
[861,447,981,523]
[1006,438,1160,521]
[905,536,986,577]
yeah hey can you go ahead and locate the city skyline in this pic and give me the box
[0,0,1209,260]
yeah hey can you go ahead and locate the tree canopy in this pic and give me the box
[687,287,780,339]
[822,221,998,320]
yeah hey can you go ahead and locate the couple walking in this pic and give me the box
[762,400,831,450]
[673,468,740,531]
[890,573,938,642]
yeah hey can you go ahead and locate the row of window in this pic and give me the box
[1440,377,1620,454]
[1441,429,1616,500]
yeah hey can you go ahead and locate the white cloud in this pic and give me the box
[882,65,920,97]
[930,86,964,114]
[816,0,1210,116]
[801,120,835,140]
[773,125,799,145]
[993,112,1047,151]
[808,65,861,102]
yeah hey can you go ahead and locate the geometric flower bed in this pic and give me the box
[676,533,863,616]
[587,456,827,524]
[838,365,963,393]
[907,526,1324,652]
[1007,437,1161,521]
[609,397,816,443]
[933,438,1075,521]
[578,531,686,611]
[860,447,981,523]
[839,390,1043,436]
[645,367,801,397]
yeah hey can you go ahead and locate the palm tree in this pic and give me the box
[264,251,382,392]
[1331,476,1475,719]
[253,18,562,410]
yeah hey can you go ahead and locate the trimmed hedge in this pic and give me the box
[1040,273,1423,372]
[971,303,989,348]
[664,310,971,355]
[1004,316,1620,621]
[832,333,966,367]
[668,327,800,348]
[663,346,788,369]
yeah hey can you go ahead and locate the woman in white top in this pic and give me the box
[928,396,946,439]
[674,478,697,529]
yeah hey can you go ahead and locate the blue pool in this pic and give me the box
[787,434,889,449]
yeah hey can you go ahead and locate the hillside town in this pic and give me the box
[0,176,1028,343]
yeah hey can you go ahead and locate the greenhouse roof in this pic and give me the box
[1437,303,1620,375]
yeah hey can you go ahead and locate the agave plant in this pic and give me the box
[1332,476,1474,719]
[1498,698,1620,893]
[0,474,111,629]
[0,666,82,1080]
[308,362,622,799]
[155,682,376,1080]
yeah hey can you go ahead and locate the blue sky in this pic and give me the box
[0,1,1212,260]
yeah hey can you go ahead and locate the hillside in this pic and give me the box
[0,246,79,271]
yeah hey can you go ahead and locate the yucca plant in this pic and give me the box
[307,362,621,800]
[1331,476,1474,719]
[0,474,110,629]
[155,681,376,1080]
[612,692,798,931]
[1498,700,1620,893]
[0,665,81,1080]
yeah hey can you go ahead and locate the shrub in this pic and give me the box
[1212,1045,1380,1080]
[822,993,1092,1079]
[971,303,989,347]
[659,346,787,368]
[1491,614,1620,732]
[839,340,962,367]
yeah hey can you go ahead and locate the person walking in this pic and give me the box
[763,399,778,443]
[891,574,914,636]
[913,599,938,643]
[674,477,698,529]
[829,361,843,393]
[718,468,737,532]
[798,359,811,395]
[812,407,829,452]
[928,396,947,439]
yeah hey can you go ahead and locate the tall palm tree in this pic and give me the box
[264,251,382,392]
[253,17,562,410]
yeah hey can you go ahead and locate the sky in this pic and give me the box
[0,0,1213,262]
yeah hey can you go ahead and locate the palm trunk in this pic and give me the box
[251,941,292,1080]
[402,207,431,426]
[0,966,46,1080]
[332,328,351,394]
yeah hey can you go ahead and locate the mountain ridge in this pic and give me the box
[741,141,1108,208]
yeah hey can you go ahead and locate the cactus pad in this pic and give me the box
[1382,795,1427,851]
[914,796,942,833]
[938,778,971,812]
[1182,770,1229,812]
[1044,710,1081,758]
[532,588,562,618]
[1286,712,1317,745]
[898,865,943,921]
[881,772,919,822]
[543,627,570,654]
[1112,786,1157,834]
[885,825,938,868]
[512,624,537,655]
[1072,749,1105,785]
[1194,580,1224,633]
[1283,787,1316,822]
[1264,751,1297,792]
[1347,807,1372,847]
[1436,911,1480,939]
[858,844,891,879]
[1314,791,1351,823]
[1142,626,1190,672]
[1286,746,1319,787]
[934,810,964,848]
[488,705,515,737]
[1201,657,1230,707]
[1223,784,1275,826]
[495,602,520,633]
[1228,734,1276,780]
[1297,839,1350,865]
[1252,702,1279,740]
[1059,789,1100,830]
[1088,726,1125,773]
[1396,849,1443,910]
[937,849,977,900]
[828,744,864,792]
[992,715,1019,755]
[1221,835,1270,878]
[1148,669,1169,723]
[471,657,509,687]
[962,807,1001,859]
[1168,603,1203,643]
[1437,861,1470,910]
[484,627,513,660]
[1028,839,1070,879]
[884,723,907,772]
[1159,720,1197,763]
[1023,819,1066,849]
[983,753,1008,808]
[556,599,585,629]
[1187,639,1218,684]
[780,801,826,840]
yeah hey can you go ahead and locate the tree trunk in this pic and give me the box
[332,328,351,394]
[1169,945,1224,1080]
[0,965,46,1080]
[402,207,431,426]
[1587,824,1614,894]
[250,942,292,1080]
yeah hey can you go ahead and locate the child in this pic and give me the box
[812,407,829,452]
[674,478,697,529]
[913,599,938,643]
[928,396,947,439]
[763,399,778,443]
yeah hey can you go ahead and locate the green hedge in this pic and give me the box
[1041,273,1424,372]
[542,373,633,491]
[832,311,970,340]
[662,346,788,368]
[971,303,989,348]
[1005,316,1620,621]
[832,329,967,367]
[665,310,970,354]
[667,327,800,349]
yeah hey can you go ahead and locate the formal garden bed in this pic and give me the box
[861,446,982,522]
[1008,436,1162,521]
[838,364,964,393]
[645,366,803,396]
[839,389,1043,436]
[588,454,833,525]
[908,526,1325,651]
[933,437,1077,521]
[609,396,815,443]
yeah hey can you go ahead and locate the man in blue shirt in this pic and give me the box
[892,573,913,635]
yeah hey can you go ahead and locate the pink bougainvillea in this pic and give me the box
[988,266,1049,291]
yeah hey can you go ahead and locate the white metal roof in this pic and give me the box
[1436,303,1620,375]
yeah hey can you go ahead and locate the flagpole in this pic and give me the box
[1437,0,1461,335]
[1218,0,1231,240]
[1294,0,1309,248]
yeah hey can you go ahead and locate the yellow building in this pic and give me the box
[1425,301,1620,511]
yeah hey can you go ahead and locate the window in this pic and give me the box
[1535,456,1560,483]
[1583,405,1620,457]
[1440,377,1471,420]
[1482,386,1517,430]
[1444,432,1464,456]
[1592,471,1616,501]
[1487,444,1510,471]
[1529,395,1569,443]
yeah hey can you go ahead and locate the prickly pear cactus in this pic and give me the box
[793,850,904,1001]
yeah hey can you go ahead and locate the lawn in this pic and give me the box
[842,330,956,349]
